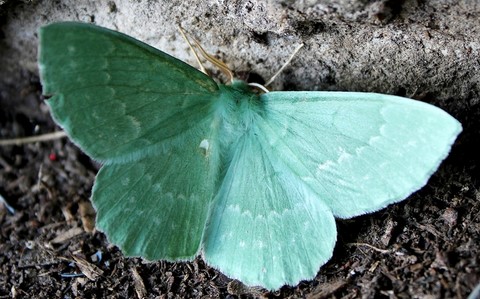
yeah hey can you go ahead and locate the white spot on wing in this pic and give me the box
[337,147,352,163]
[198,139,210,151]
[199,139,210,155]
[255,240,265,249]
[121,177,130,186]
[127,115,141,135]
[369,136,381,145]
[152,183,162,192]
[317,160,334,172]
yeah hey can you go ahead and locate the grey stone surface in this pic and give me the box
[1,0,479,104]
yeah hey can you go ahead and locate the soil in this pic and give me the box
[1,1,479,298]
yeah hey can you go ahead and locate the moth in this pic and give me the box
[38,22,462,290]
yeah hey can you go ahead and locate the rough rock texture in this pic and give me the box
[1,0,479,298]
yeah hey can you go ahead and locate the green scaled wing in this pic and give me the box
[39,22,221,260]
[93,136,217,259]
[256,91,462,219]
[204,120,336,289]
[39,22,219,163]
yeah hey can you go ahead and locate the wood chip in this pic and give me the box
[227,280,266,298]
[131,266,147,299]
[50,227,84,244]
[442,207,458,226]
[78,200,96,233]
[72,255,103,281]
[307,279,348,299]
[61,203,75,223]
[380,219,397,246]
[369,260,380,272]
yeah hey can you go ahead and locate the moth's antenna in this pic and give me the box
[264,43,304,87]
[248,82,270,93]
[191,38,234,83]
[178,25,208,75]
[178,25,234,83]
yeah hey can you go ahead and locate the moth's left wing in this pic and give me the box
[258,91,462,219]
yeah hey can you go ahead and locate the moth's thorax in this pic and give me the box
[217,79,263,121]
[210,80,263,150]
[220,80,260,102]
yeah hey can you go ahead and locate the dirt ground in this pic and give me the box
[1,0,480,298]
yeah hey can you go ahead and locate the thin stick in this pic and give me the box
[347,242,391,254]
[0,194,15,214]
[0,131,67,146]
[264,43,304,87]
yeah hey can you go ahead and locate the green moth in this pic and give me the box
[38,22,462,290]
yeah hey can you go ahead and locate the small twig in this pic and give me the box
[131,266,147,299]
[59,272,84,278]
[347,242,391,254]
[0,194,15,214]
[0,131,67,146]
[0,156,12,171]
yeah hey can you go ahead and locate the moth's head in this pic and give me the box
[230,79,252,93]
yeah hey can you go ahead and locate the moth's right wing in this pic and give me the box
[258,91,462,219]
